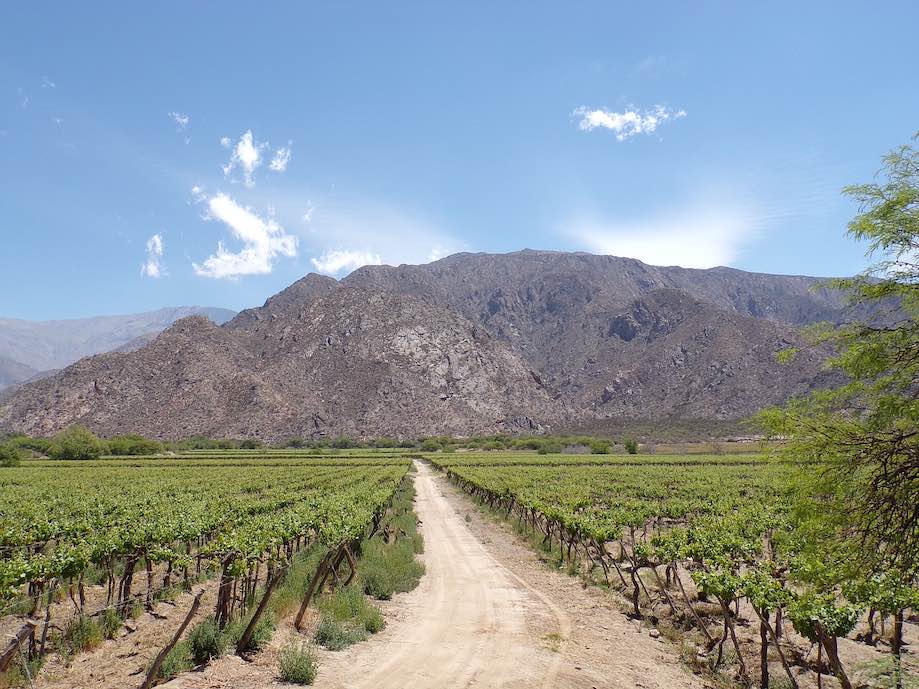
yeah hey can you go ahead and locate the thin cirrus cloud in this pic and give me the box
[168,111,190,131]
[310,249,382,276]
[269,144,292,172]
[141,234,164,278]
[192,192,298,279]
[567,204,755,269]
[572,104,686,141]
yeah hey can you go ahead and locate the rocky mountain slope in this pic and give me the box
[0,306,236,391]
[344,251,846,421]
[0,251,856,440]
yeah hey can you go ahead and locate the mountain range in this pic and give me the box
[0,307,236,391]
[0,251,855,441]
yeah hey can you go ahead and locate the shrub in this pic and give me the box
[318,586,384,633]
[127,600,144,620]
[0,444,22,467]
[537,442,562,455]
[156,641,192,680]
[106,434,163,456]
[1,657,43,687]
[284,437,307,448]
[314,615,367,651]
[8,435,51,455]
[513,438,543,450]
[222,613,275,654]
[624,438,639,454]
[589,440,611,454]
[187,617,226,664]
[99,608,123,640]
[176,436,219,450]
[278,640,319,684]
[239,438,261,449]
[370,437,398,448]
[272,547,328,619]
[360,536,424,601]
[331,436,357,449]
[65,615,103,652]
[419,439,441,452]
[49,426,105,460]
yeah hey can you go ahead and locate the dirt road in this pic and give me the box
[160,460,704,689]
[310,460,566,688]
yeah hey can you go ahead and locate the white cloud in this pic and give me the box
[168,111,190,131]
[51,117,63,126]
[222,130,267,187]
[302,201,315,224]
[311,249,382,276]
[302,200,464,272]
[567,205,754,269]
[41,76,56,88]
[220,136,231,148]
[141,234,165,278]
[428,246,451,262]
[572,104,686,141]
[269,144,292,172]
[193,192,298,279]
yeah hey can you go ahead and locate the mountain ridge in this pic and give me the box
[0,306,236,391]
[0,251,856,440]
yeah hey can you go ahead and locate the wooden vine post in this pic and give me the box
[236,566,285,656]
[140,590,203,689]
[294,550,332,630]
[0,621,36,673]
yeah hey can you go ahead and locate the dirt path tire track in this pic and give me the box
[440,462,573,689]
[309,460,565,689]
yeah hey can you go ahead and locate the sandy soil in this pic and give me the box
[158,461,704,689]
[32,583,217,689]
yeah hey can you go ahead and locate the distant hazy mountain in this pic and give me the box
[0,356,39,393]
[0,306,235,391]
[0,251,857,441]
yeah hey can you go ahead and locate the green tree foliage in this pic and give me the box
[589,439,611,454]
[419,438,442,452]
[624,438,639,455]
[106,434,163,456]
[762,133,919,577]
[49,426,106,460]
[0,444,22,467]
[8,435,51,455]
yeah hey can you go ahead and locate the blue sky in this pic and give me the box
[2,2,918,320]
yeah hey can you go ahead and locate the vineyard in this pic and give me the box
[0,452,414,687]
[0,447,915,688]
[429,452,919,689]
